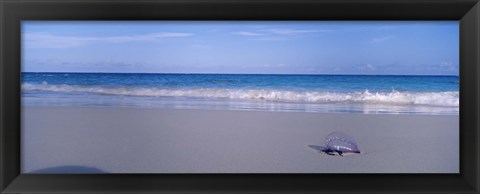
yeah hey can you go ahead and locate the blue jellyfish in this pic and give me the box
[308,132,361,156]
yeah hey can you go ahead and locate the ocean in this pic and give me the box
[21,73,459,115]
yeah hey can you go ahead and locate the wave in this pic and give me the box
[22,82,459,107]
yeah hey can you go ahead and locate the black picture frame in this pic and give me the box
[1,0,479,193]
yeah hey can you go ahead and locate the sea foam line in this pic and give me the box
[22,82,459,107]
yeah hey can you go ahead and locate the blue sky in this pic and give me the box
[22,21,459,75]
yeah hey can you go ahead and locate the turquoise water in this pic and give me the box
[22,73,459,115]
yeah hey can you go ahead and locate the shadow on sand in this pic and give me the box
[29,165,108,174]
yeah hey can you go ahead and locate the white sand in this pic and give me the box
[22,107,459,173]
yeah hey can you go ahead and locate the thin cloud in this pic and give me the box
[360,64,376,71]
[232,28,331,38]
[266,28,332,35]
[371,35,395,43]
[349,25,400,31]
[232,31,263,36]
[439,61,457,71]
[255,37,287,41]
[24,32,194,48]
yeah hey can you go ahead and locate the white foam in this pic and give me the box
[22,83,459,107]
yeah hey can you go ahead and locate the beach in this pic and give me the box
[22,107,459,173]
[21,21,460,174]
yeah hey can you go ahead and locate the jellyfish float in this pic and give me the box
[308,132,361,156]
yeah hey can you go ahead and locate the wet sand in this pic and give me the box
[22,107,459,173]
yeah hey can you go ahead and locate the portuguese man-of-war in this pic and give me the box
[308,132,361,156]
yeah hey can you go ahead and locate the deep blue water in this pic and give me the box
[21,73,459,114]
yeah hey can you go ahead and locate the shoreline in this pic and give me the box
[22,104,460,115]
[22,106,459,173]
[22,94,460,115]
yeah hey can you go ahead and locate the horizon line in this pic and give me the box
[21,71,459,76]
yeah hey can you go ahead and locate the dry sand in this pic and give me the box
[22,107,459,173]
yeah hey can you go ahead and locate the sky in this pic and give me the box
[22,21,459,75]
